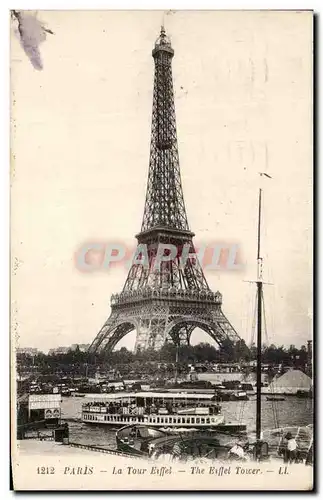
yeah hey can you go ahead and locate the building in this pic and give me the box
[70,344,90,352]
[16,347,41,356]
[48,344,90,355]
[48,346,70,355]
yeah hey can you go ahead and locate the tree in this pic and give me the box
[232,339,250,362]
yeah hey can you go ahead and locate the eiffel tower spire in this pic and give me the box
[88,28,242,353]
[141,26,189,233]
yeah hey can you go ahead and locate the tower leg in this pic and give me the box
[88,312,136,353]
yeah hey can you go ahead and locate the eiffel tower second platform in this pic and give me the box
[89,27,242,354]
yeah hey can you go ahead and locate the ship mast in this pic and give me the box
[256,188,263,441]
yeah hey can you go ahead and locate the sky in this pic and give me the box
[11,10,313,353]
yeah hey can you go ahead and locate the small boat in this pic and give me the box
[266,397,286,402]
[116,425,169,456]
[214,390,249,402]
[231,391,248,401]
[296,390,313,399]
[116,424,247,461]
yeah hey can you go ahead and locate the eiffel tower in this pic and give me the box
[89,27,241,354]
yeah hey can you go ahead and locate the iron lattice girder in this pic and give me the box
[88,293,241,353]
[88,28,242,354]
[123,229,210,293]
[141,34,189,232]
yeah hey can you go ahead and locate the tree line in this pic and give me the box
[17,341,310,378]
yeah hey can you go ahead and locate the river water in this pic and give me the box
[61,396,313,450]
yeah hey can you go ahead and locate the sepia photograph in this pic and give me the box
[10,9,313,491]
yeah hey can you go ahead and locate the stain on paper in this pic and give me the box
[11,10,54,70]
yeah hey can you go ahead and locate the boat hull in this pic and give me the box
[82,411,246,433]
[116,424,247,459]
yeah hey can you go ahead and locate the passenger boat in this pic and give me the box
[81,391,247,432]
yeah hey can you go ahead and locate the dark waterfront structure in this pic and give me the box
[89,28,241,354]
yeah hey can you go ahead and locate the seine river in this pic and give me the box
[61,396,313,450]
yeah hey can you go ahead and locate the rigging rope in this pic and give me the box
[260,288,280,429]
[237,399,247,425]
[261,289,269,346]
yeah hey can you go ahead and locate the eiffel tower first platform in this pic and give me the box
[89,27,242,354]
